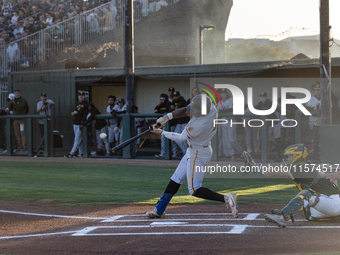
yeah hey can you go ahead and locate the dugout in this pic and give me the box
[6,58,340,161]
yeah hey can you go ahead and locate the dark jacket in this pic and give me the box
[9,97,29,115]
[73,100,88,125]
[172,96,189,124]
[82,106,108,130]
[255,99,279,120]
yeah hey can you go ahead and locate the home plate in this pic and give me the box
[150,222,188,227]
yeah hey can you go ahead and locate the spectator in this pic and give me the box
[166,86,179,158]
[36,92,55,137]
[9,89,29,152]
[4,25,15,39]
[39,15,47,29]
[30,5,40,21]
[67,4,75,17]
[31,21,41,33]
[41,0,51,13]
[13,21,23,39]
[0,37,5,45]
[243,105,259,154]
[94,6,114,33]
[54,10,60,21]
[6,38,20,71]
[13,0,25,13]
[87,13,99,38]
[82,101,111,156]
[186,87,200,106]
[10,11,19,25]
[64,91,88,158]
[2,0,13,20]
[0,15,7,30]
[106,95,118,147]
[17,9,26,23]
[46,12,53,25]
[27,16,35,33]
[154,93,171,159]
[52,27,64,51]
[2,31,10,44]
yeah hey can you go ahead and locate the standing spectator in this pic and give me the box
[115,97,127,145]
[82,101,111,156]
[6,38,20,71]
[64,91,88,158]
[13,21,23,39]
[305,83,322,160]
[36,92,55,138]
[11,11,19,25]
[87,13,99,39]
[279,91,297,150]
[154,93,171,158]
[171,91,188,157]
[243,105,259,154]
[167,86,179,158]
[9,89,29,152]
[106,95,118,147]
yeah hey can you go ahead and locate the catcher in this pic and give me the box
[243,144,340,227]
[146,94,238,219]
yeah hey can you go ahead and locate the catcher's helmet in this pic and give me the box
[284,144,309,166]
[186,94,211,117]
[117,97,125,104]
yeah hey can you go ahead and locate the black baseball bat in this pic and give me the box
[112,127,153,152]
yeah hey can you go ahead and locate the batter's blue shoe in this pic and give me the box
[225,192,238,218]
[146,208,165,218]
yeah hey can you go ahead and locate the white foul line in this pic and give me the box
[0,231,77,240]
[0,209,107,220]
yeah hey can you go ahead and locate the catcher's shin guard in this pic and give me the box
[280,190,313,222]
[155,193,173,216]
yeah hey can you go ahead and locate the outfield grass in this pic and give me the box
[0,161,298,206]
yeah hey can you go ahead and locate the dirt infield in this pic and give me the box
[1,202,340,254]
[1,156,340,254]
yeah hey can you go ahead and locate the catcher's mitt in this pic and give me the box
[242,151,255,167]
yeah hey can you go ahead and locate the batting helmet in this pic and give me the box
[117,97,125,104]
[284,144,309,166]
[186,94,211,117]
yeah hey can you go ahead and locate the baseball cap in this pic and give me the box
[314,84,321,90]
[159,93,168,100]
[218,88,228,93]
[78,91,85,95]
[41,92,47,97]
[173,91,181,97]
[168,87,175,92]
[259,92,267,97]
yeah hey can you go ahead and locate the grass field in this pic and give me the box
[0,161,298,206]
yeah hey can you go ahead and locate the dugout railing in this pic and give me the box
[0,111,322,162]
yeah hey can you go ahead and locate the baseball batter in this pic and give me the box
[243,145,340,227]
[146,94,238,218]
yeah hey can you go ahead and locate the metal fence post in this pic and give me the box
[6,118,11,156]
[122,114,131,159]
[83,125,88,158]
[27,118,33,157]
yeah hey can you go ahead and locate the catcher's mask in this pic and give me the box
[284,144,309,166]
[186,94,211,117]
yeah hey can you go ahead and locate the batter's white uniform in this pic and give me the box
[162,103,217,195]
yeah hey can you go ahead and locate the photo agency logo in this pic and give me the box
[195,79,312,128]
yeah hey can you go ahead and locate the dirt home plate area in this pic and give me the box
[1,157,340,254]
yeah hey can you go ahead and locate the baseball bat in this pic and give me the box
[112,127,153,153]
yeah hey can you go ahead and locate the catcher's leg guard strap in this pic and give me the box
[281,190,312,221]
[155,193,173,215]
[164,180,181,195]
[193,187,225,203]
